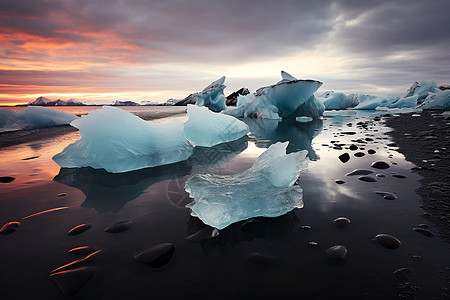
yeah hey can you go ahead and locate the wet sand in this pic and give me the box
[385,111,450,242]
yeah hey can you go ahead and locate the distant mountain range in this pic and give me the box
[29,97,85,106]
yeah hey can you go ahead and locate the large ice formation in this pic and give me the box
[185,142,308,229]
[53,106,193,173]
[0,106,78,133]
[417,90,450,109]
[224,71,324,119]
[353,95,399,110]
[318,91,359,110]
[183,105,249,147]
[195,76,227,112]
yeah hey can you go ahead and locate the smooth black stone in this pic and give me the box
[0,221,20,235]
[354,152,365,157]
[346,169,374,176]
[368,149,376,154]
[387,143,398,147]
[246,252,278,264]
[393,267,414,280]
[375,191,397,200]
[326,245,347,260]
[358,176,378,182]
[187,227,219,242]
[68,246,99,256]
[22,156,39,160]
[0,177,15,183]
[349,144,358,151]
[338,153,350,163]
[392,174,407,179]
[373,234,401,249]
[417,224,429,229]
[371,161,390,169]
[341,132,356,135]
[413,227,435,237]
[334,217,351,227]
[50,267,96,297]
[51,250,102,274]
[335,180,345,184]
[134,243,175,268]
[68,224,92,236]
[104,220,132,233]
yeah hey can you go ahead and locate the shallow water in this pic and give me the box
[0,107,449,299]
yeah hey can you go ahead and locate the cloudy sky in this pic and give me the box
[1,0,449,105]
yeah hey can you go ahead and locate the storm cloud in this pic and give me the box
[0,0,449,103]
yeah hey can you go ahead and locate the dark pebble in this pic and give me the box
[341,132,356,135]
[326,245,347,260]
[412,227,435,237]
[0,176,15,183]
[51,250,102,274]
[392,174,407,179]
[358,176,378,182]
[349,145,358,151]
[68,224,92,236]
[22,156,39,160]
[246,252,278,264]
[335,180,345,184]
[187,227,219,242]
[50,267,96,297]
[376,173,386,177]
[387,143,398,147]
[371,161,390,169]
[0,221,20,235]
[338,153,350,163]
[334,217,351,227]
[354,152,365,157]
[134,243,175,268]
[375,191,397,200]
[346,169,374,176]
[368,149,376,154]
[365,138,374,141]
[417,224,429,229]
[393,267,414,280]
[373,234,401,249]
[104,220,132,233]
[57,193,67,197]
[68,246,99,256]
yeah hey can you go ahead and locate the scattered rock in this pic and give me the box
[68,246,99,256]
[358,176,378,182]
[354,152,365,157]
[368,149,376,154]
[335,180,345,184]
[134,243,175,268]
[57,193,67,197]
[373,234,401,249]
[375,191,397,200]
[346,169,374,176]
[0,176,15,183]
[334,217,351,228]
[104,220,132,233]
[51,250,102,274]
[308,241,318,246]
[393,267,414,280]
[349,145,358,151]
[246,252,278,264]
[0,221,20,235]
[417,224,429,229]
[412,227,435,237]
[326,245,348,260]
[50,267,96,297]
[68,224,92,236]
[338,153,350,163]
[392,174,407,179]
[22,156,39,160]
[371,161,390,169]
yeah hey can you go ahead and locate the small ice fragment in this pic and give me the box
[296,116,313,123]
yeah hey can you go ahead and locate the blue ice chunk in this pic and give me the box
[417,90,450,109]
[0,106,78,133]
[195,76,227,112]
[236,93,255,107]
[318,91,359,110]
[387,95,418,108]
[296,116,313,123]
[53,106,193,173]
[404,81,439,103]
[185,142,308,229]
[353,95,399,110]
[224,71,323,119]
[183,104,249,147]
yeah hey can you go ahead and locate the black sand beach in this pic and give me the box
[385,111,450,242]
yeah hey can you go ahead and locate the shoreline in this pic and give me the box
[385,111,450,243]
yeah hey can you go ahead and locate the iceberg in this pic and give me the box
[224,71,324,119]
[404,81,439,103]
[387,95,418,108]
[236,93,255,107]
[318,91,359,110]
[53,106,193,173]
[185,142,308,229]
[417,90,450,109]
[183,105,249,147]
[353,95,399,110]
[195,76,227,112]
[0,106,78,133]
